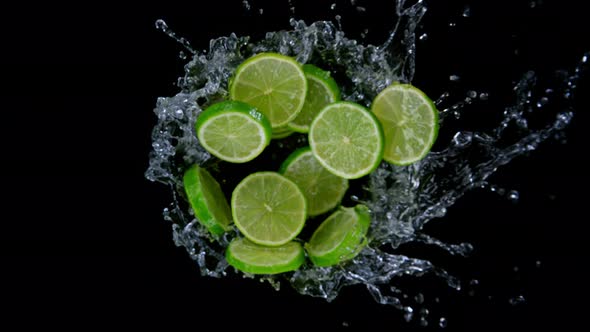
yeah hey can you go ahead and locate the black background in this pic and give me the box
[1,0,588,330]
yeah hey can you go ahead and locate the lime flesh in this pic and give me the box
[230,53,307,129]
[196,101,271,163]
[288,64,340,133]
[280,147,348,217]
[309,101,384,179]
[306,205,371,267]
[371,83,439,165]
[231,172,307,246]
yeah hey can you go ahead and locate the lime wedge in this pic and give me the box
[305,205,371,267]
[279,147,348,217]
[230,52,308,129]
[287,64,340,133]
[309,101,384,179]
[226,237,305,275]
[231,172,307,246]
[196,101,271,163]
[371,83,439,165]
[183,165,232,237]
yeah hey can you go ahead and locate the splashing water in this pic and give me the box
[145,0,586,309]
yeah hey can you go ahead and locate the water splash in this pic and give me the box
[145,0,585,310]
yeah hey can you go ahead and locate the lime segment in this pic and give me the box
[230,52,308,129]
[288,64,340,133]
[371,83,439,165]
[231,172,307,246]
[183,165,232,237]
[280,147,348,217]
[309,101,384,179]
[305,205,371,267]
[196,101,271,163]
[226,238,305,275]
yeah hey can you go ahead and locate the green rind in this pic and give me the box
[272,125,296,139]
[305,205,371,267]
[278,146,312,174]
[279,146,349,217]
[183,165,232,237]
[231,172,307,246]
[287,64,341,133]
[226,238,305,275]
[309,101,385,179]
[371,83,439,166]
[229,52,308,129]
[196,100,272,163]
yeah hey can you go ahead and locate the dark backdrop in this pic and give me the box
[1,0,588,330]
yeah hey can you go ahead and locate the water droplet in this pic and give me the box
[513,266,520,272]
[449,22,456,27]
[508,190,520,202]
[452,131,473,147]
[419,33,428,41]
[516,118,528,128]
[414,293,424,304]
[536,97,549,108]
[259,8,264,15]
[403,307,414,322]
[436,92,450,105]
[360,28,369,38]
[155,19,168,31]
[582,54,588,63]
[419,317,429,327]
[342,321,349,327]
[509,295,526,306]
[467,90,477,98]
[350,0,357,5]
[242,0,251,11]
[331,3,336,10]
[449,74,460,82]
[462,6,471,17]
[535,260,542,268]
[179,50,187,59]
[529,1,537,8]
[439,317,448,328]
[433,206,447,218]
[356,6,366,12]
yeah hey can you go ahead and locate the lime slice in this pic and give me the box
[272,125,296,139]
[309,101,384,179]
[183,165,232,237]
[287,64,340,133]
[226,237,305,275]
[196,101,271,163]
[229,52,308,129]
[279,147,348,217]
[231,172,307,246]
[371,83,439,165]
[305,205,371,267]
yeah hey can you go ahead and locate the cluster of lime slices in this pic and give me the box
[184,52,439,275]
